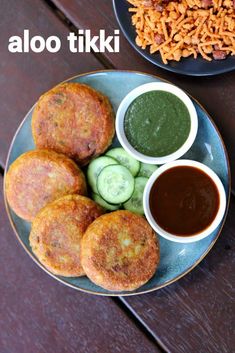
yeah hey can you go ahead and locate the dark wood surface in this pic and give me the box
[122,197,235,353]
[0,178,160,353]
[52,0,235,192]
[0,0,234,352]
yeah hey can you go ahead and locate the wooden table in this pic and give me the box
[0,1,234,352]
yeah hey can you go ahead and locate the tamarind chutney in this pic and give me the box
[149,166,220,236]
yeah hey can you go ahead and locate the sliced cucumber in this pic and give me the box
[97,165,134,204]
[87,156,118,194]
[124,177,148,215]
[138,162,158,178]
[106,147,140,176]
[92,193,120,211]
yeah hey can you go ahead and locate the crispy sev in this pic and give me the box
[127,0,235,63]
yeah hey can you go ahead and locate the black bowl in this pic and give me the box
[113,0,235,76]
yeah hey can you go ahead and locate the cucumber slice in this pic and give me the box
[87,156,118,194]
[92,193,120,211]
[97,165,134,204]
[106,147,140,176]
[124,177,148,215]
[138,162,158,178]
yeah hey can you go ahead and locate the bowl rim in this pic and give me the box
[143,159,227,243]
[3,69,231,296]
[116,82,198,165]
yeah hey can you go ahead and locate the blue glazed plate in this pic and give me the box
[113,0,235,76]
[4,71,231,296]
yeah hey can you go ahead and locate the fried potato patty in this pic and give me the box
[81,210,159,291]
[5,150,87,221]
[30,195,103,277]
[32,83,115,166]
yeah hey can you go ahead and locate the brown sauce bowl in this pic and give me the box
[143,160,226,243]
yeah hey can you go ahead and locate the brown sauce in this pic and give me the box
[149,166,220,236]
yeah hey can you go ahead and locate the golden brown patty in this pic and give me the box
[30,195,103,277]
[5,150,87,221]
[81,210,159,291]
[32,82,115,166]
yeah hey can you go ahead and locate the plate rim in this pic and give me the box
[112,0,235,77]
[3,69,231,296]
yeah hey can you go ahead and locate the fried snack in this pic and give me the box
[30,195,103,277]
[5,150,87,221]
[81,210,159,291]
[32,83,115,166]
[128,0,235,63]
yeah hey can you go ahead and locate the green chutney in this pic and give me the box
[124,91,191,157]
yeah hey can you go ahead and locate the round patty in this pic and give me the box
[30,195,103,277]
[32,83,115,166]
[81,210,159,291]
[5,150,87,221]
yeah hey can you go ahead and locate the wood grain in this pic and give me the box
[51,0,235,191]
[0,177,160,353]
[122,197,235,353]
[0,0,104,168]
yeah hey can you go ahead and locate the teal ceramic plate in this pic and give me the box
[4,70,231,296]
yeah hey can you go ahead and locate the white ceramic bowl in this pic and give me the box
[143,160,226,243]
[116,82,198,164]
